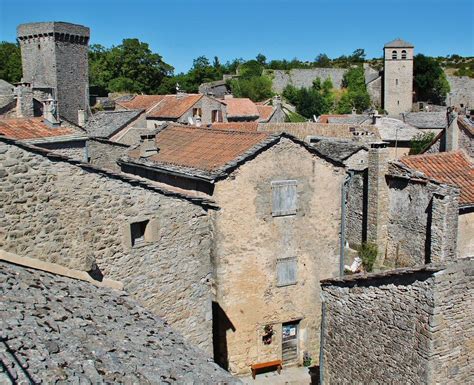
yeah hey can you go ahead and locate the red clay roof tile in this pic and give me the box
[210,122,259,132]
[127,124,272,172]
[147,94,203,119]
[223,98,259,118]
[256,105,275,122]
[117,95,166,112]
[400,151,474,205]
[0,118,75,140]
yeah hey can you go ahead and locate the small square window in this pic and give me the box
[272,180,297,217]
[277,258,297,287]
[130,220,149,247]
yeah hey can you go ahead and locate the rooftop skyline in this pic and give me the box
[1,0,473,74]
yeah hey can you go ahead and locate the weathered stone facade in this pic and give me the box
[0,261,238,384]
[87,138,130,172]
[17,22,90,125]
[34,139,87,161]
[0,139,215,352]
[446,75,474,109]
[270,68,347,94]
[384,163,460,266]
[211,138,345,374]
[320,258,473,384]
[458,209,474,257]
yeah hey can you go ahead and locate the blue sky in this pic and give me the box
[1,0,473,73]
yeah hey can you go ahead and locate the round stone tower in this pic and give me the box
[383,38,414,116]
[17,22,90,125]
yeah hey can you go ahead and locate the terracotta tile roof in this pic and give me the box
[257,105,275,122]
[318,114,350,123]
[147,94,203,119]
[125,124,275,179]
[116,95,166,112]
[210,122,259,132]
[400,151,474,206]
[223,98,259,118]
[0,117,76,140]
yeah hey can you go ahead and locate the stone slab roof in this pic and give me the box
[384,38,414,48]
[327,115,372,125]
[400,151,474,206]
[85,109,143,138]
[375,117,422,141]
[403,112,447,129]
[311,139,367,162]
[147,94,203,119]
[257,122,380,141]
[0,79,14,93]
[0,260,238,384]
[222,98,259,119]
[458,116,474,136]
[0,118,85,142]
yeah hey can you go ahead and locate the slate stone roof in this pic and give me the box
[375,117,422,141]
[84,109,143,138]
[147,94,203,119]
[0,79,14,93]
[384,38,414,48]
[458,116,474,136]
[403,112,447,129]
[223,98,259,119]
[0,260,238,384]
[0,118,85,142]
[123,125,276,180]
[311,139,367,162]
[327,115,372,125]
[400,151,474,206]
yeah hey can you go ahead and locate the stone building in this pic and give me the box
[118,124,347,374]
[17,22,90,126]
[0,136,217,353]
[0,259,238,384]
[383,39,414,116]
[320,258,473,384]
[400,150,473,258]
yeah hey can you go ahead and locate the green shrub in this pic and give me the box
[357,242,378,272]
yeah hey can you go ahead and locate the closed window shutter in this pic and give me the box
[277,258,297,286]
[272,180,297,216]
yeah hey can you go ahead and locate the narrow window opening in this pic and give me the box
[277,258,297,287]
[271,180,297,217]
[396,79,399,86]
[392,50,397,60]
[401,50,407,59]
[130,220,149,247]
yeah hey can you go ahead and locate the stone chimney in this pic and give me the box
[445,110,459,151]
[367,142,390,264]
[139,134,158,158]
[43,98,60,126]
[15,81,34,118]
[273,95,282,107]
[78,109,87,127]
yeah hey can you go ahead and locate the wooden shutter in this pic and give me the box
[271,180,297,216]
[277,258,297,286]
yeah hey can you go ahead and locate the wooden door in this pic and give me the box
[282,321,298,364]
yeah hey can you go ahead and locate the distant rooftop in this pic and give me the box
[403,112,447,129]
[222,98,259,119]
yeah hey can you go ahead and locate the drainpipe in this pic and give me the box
[340,171,354,277]
[319,292,326,385]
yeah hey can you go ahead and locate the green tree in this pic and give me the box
[230,75,273,101]
[336,66,371,113]
[314,53,331,67]
[414,54,450,104]
[0,41,22,83]
[409,132,435,155]
[256,53,267,66]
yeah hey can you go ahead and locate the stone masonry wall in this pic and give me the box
[0,140,214,353]
[212,138,344,374]
[87,138,129,172]
[430,259,473,383]
[446,75,474,109]
[385,165,459,267]
[345,171,367,247]
[321,271,436,384]
[459,125,474,157]
[321,258,473,384]
[35,140,87,162]
[270,68,347,94]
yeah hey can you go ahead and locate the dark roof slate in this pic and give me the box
[384,38,414,48]
[0,261,238,384]
[84,110,143,138]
